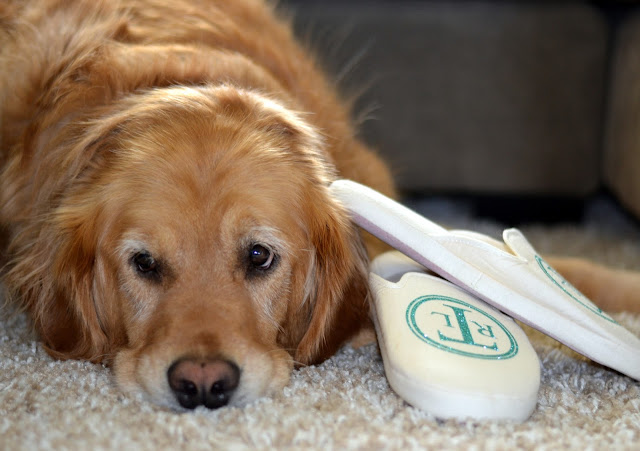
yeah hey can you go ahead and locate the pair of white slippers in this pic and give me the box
[329,180,640,422]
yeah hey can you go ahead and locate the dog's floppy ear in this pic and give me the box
[5,203,115,362]
[4,126,125,363]
[293,187,370,365]
[41,212,109,361]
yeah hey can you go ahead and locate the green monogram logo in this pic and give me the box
[406,296,518,359]
[535,256,618,324]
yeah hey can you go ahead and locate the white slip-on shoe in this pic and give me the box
[370,250,540,422]
[330,179,640,381]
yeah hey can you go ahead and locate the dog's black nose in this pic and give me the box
[167,358,240,409]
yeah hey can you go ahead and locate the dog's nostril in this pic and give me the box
[181,380,198,396]
[207,380,232,409]
[173,380,201,410]
[167,358,240,410]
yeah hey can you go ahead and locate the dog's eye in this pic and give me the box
[132,251,160,279]
[249,244,275,270]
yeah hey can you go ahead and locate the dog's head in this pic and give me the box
[10,86,369,409]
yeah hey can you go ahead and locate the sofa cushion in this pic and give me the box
[290,1,608,196]
[604,10,640,218]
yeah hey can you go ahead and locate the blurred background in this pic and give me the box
[279,0,640,227]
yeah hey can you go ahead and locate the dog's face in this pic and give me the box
[16,86,369,409]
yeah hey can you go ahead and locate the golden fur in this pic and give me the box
[0,0,636,409]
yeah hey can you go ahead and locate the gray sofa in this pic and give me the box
[285,1,640,220]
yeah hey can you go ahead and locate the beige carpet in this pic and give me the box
[2,204,640,450]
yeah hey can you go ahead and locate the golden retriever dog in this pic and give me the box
[0,0,637,411]
[0,0,394,410]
